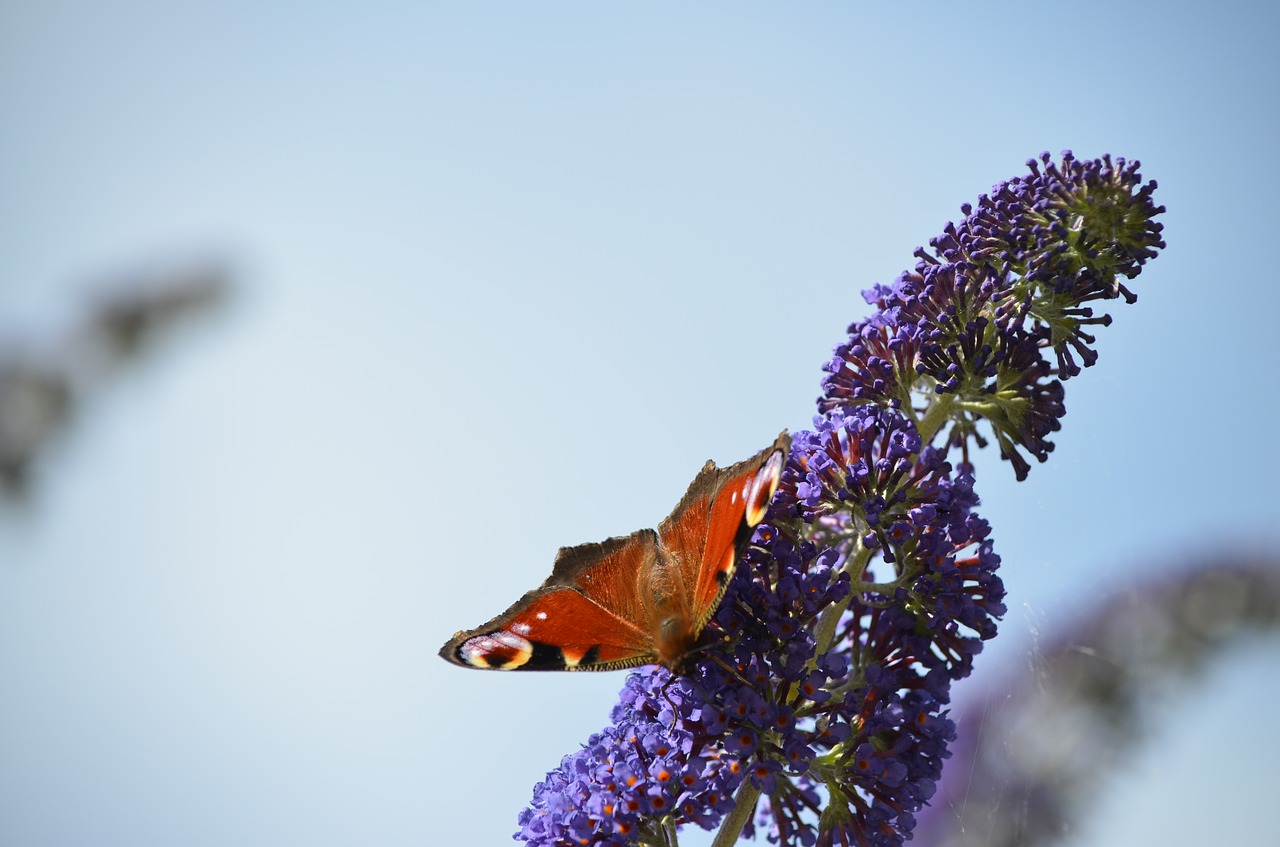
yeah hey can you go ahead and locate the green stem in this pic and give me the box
[953,397,1005,419]
[916,392,955,443]
[638,816,680,847]
[662,816,679,847]
[812,542,871,656]
[852,577,908,595]
[709,780,761,847]
[812,593,848,659]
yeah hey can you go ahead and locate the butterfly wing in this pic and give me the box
[439,432,790,673]
[438,530,661,671]
[657,431,790,635]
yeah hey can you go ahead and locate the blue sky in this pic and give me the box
[2,3,1278,845]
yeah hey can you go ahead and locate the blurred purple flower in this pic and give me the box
[914,553,1280,847]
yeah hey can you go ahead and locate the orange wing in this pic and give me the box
[438,530,661,671]
[657,431,789,634]
[439,433,789,672]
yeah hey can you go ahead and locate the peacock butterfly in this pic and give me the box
[439,432,790,673]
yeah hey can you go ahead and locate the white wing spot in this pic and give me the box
[495,632,529,649]
[511,622,532,636]
[536,611,548,621]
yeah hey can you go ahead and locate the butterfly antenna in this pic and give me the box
[656,671,684,732]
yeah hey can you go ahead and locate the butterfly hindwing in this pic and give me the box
[439,530,661,671]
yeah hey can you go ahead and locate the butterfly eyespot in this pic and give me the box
[458,631,533,670]
[744,449,785,526]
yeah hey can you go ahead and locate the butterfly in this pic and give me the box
[439,432,790,673]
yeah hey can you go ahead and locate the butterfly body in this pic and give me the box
[439,432,790,673]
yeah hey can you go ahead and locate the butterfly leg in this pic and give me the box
[656,670,684,731]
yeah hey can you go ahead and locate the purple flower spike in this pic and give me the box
[512,154,1161,847]
[819,151,1164,480]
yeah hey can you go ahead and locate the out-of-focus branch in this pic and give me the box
[913,551,1280,847]
[0,261,230,498]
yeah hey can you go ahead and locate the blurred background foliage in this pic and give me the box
[1,263,229,498]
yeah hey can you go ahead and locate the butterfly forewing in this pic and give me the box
[548,531,659,626]
[439,531,661,671]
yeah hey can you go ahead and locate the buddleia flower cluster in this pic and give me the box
[822,151,1163,478]
[515,152,1164,847]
